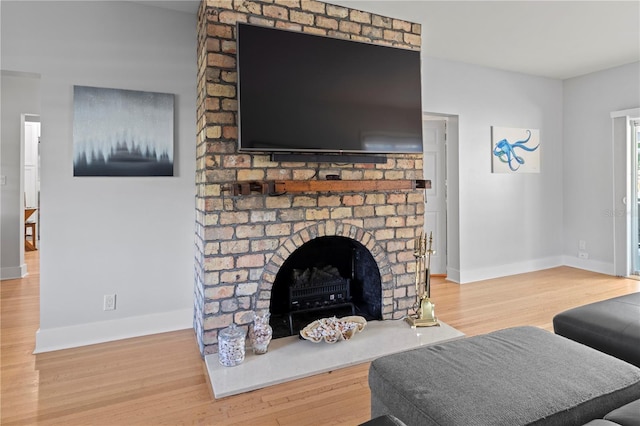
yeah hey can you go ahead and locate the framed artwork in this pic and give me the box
[491,127,540,173]
[73,86,174,176]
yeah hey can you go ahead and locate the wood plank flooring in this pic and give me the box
[2,251,638,425]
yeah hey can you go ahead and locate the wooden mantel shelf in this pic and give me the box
[228,179,431,196]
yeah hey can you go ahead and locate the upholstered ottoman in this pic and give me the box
[553,292,640,367]
[368,326,640,426]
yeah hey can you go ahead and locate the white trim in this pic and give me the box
[456,257,615,284]
[422,112,450,121]
[610,108,640,119]
[610,108,640,277]
[446,267,460,284]
[562,255,615,276]
[33,308,193,353]
[454,256,615,285]
[458,256,564,284]
[0,264,28,280]
[630,120,639,275]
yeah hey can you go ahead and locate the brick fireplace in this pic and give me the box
[194,0,424,355]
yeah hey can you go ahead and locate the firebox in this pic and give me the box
[269,236,382,338]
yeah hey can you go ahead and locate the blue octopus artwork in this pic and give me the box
[493,129,540,172]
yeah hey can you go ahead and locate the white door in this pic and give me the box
[422,117,447,275]
[24,120,40,208]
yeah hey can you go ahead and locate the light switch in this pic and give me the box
[0,176,6,185]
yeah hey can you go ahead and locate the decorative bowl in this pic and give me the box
[300,315,367,343]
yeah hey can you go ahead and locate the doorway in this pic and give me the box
[23,115,40,250]
[422,114,448,275]
[631,119,640,276]
[612,108,640,277]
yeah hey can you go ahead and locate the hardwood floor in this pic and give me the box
[2,251,638,425]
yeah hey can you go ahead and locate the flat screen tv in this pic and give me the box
[236,22,423,155]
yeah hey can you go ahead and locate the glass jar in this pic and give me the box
[250,311,273,355]
[218,323,246,367]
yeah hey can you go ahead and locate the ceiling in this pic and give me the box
[137,0,640,80]
[137,0,199,14]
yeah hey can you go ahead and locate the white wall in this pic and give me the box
[563,62,640,274]
[329,0,639,283]
[2,0,636,352]
[1,1,197,352]
[1,72,41,279]
[423,57,565,283]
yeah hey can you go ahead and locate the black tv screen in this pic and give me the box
[236,23,423,154]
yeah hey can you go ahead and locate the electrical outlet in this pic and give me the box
[578,252,589,260]
[579,240,586,250]
[103,294,116,311]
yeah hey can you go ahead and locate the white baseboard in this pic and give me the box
[458,256,565,284]
[1,263,27,280]
[27,256,618,353]
[562,255,615,276]
[445,267,461,283]
[448,255,616,285]
[34,308,193,353]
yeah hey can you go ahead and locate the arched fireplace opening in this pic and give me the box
[269,236,382,338]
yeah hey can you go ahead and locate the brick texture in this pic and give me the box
[195,0,422,356]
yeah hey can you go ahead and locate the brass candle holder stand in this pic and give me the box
[405,231,439,328]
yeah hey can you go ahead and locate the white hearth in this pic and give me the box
[206,319,464,398]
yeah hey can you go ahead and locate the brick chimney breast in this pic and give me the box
[194,0,423,356]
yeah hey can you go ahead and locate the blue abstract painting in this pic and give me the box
[491,127,540,173]
[73,86,174,176]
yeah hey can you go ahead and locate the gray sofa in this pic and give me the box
[363,400,640,426]
[553,292,640,368]
[366,326,640,426]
